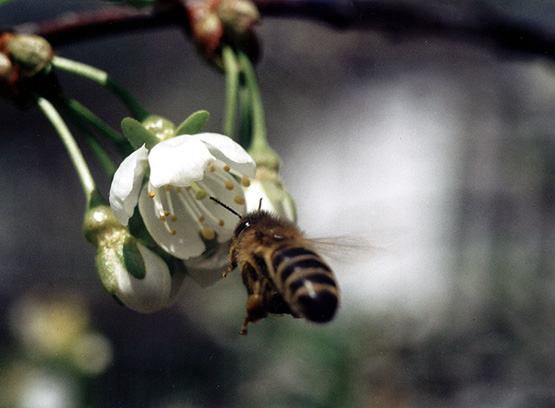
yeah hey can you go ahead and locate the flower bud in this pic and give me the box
[186,0,260,66]
[0,32,58,107]
[141,115,176,142]
[6,34,53,77]
[243,165,297,222]
[84,205,184,313]
[218,0,260,37]
[187,1,224,63]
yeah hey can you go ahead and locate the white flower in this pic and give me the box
[109,133,256,259]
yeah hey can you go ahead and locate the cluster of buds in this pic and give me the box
[187,0,260,67]
[0,32,56,106]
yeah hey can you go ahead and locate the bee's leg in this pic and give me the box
[241,293,265,335]
[239,263,268,335]
[223,247,238,278]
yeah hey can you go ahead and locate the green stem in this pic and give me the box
[83,134,118,179]
[238,79,252,148]
[51,56,150,121]
[63,97,125,146]
[55,98,118,179]
[222,46,240,138]
[238,51,280,169]
[36,96,97,204]
[238,51,267,149]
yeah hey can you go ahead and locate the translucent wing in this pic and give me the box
[306,236,384,263]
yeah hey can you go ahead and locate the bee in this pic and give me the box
[210,197,339,335]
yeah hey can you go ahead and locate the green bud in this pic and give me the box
[218,0,260,35]
[7,34,53,77]
[141,115,176,142]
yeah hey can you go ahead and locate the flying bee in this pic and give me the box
[210,197,339,335]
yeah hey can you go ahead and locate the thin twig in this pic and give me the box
[12,1,555,60]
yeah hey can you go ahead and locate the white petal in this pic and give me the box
[200,165,246,241]
[113,243,172,313]
[244,180,272,213]
[192,133,256,177]
[109,146,149,225]
[185,241,230,288]
[138,183,206,259]
[148,136,214,188]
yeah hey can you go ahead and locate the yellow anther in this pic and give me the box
[224,180,234,190]
[234,195,245,205]
[175,187,182,193]
[195,190,208,200]
[171,215,177,222]
[219,219,225,226]
[223,164,230,172]
[170,229,177,235]
[209,165,216,172]
[185,186,191,191]
[201,227,215,240]
[241,176,251,187]
[159,215,166,221]
[163,210,171,216]
[148,191,155,198]
[199,215,205,222]
[165,185,172,191]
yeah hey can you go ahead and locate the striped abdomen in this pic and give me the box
[271,246,339,322]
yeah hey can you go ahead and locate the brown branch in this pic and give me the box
[14,4,190,46]
[12,1,555,61]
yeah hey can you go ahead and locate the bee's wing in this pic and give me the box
[306,236,385,263]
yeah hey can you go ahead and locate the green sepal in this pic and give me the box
[120,239,146,279]
[121,117,160,150]
[175,110,210,135]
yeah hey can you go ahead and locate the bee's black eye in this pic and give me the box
[234,220,251,237]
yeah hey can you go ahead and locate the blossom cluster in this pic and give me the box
[94,117,258,312]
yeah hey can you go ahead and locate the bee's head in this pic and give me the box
[210,196,267,239]
[233,211,265,238]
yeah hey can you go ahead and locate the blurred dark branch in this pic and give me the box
[14,5,190,46]
[13,0,555,60]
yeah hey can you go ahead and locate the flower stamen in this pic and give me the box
[149,186,179,236]
[201,227,216,240]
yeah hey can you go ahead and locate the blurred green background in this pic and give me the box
[0,1,554,407]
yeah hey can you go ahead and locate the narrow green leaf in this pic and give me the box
[175,110,210,135]
[121,117,159,150]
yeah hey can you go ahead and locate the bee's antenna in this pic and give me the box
[210,196,242,219]
[257,198,263,214]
